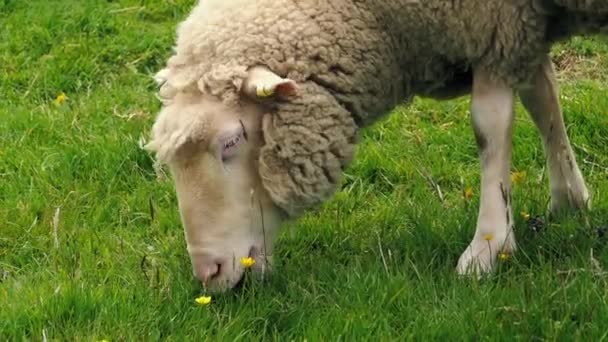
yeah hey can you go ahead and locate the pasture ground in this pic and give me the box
[2,0,608,339]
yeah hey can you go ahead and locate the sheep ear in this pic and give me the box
[243,66,298,100]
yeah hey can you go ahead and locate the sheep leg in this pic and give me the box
[519,55,590,215]
[457,68,516,275]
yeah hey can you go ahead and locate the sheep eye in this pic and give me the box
[220,134,242,162]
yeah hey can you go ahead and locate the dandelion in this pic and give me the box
[498,252,510,261]
[483,234,494,241]
[53,92,67,106]
[520,211,530,221]
[240,256,256,268]
[195,295,212,305]
[510,171,526,185]
[463,187,474,200]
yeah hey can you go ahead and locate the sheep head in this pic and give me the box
[147,66,357,292]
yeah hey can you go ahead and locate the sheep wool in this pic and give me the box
[157,0,607,216]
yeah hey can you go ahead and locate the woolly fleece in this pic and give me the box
[153,0,608,217]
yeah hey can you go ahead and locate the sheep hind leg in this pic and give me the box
[519,55,590,216]
[456,67,516,276]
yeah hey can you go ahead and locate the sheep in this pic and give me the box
[146,0,607,292]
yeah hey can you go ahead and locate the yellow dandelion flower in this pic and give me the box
[240,256,256,268]
[498,252,510,261]
[510,171,526,185]
[195,295,212,305]
[520,211,530,221]
[483,234,494,241]
[463,187,474,200]
[53,92,67,106]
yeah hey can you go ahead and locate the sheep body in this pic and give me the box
[156,0,606,216]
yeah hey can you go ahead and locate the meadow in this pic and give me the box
[2,0,608,340]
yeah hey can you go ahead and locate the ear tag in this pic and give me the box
[256,85,275,98]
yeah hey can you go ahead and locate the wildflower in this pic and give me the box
[463,187,474,200]
[498,252,510,261]
[520,211,531,221]
[483,234,494,241]
[53,92,67,106]
[240,256,256,268]
[195,295,212,305]
[510,171,526,185]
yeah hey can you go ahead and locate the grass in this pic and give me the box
[2,0,608,340]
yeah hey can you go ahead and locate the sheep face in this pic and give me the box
[147,93,285,292]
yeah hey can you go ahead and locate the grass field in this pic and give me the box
[2,0,608,340]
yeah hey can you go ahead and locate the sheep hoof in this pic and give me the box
[456,232,516,276]
[548,186,591,218]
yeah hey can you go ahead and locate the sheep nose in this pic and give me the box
[193,261,220,284]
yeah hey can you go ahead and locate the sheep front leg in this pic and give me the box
[519,55,590,215]
[457,68,516,275]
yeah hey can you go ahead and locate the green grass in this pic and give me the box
[2,0,608,340]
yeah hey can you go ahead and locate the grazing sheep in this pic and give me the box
[146,0,607,292]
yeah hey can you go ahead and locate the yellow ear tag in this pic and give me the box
[256,85,274,98]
